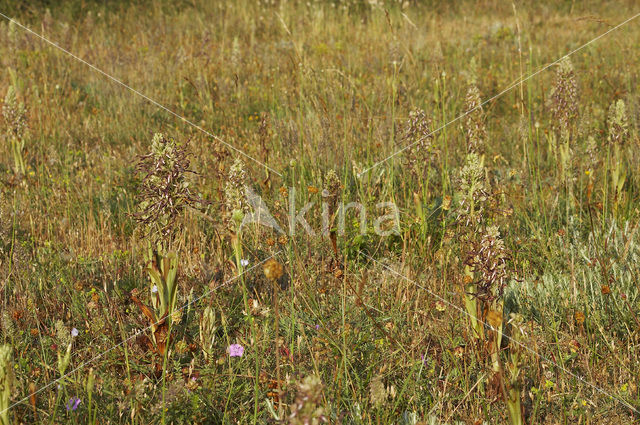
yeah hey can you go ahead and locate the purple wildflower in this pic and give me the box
[71,328,79,338]
[228,344,244,357]
[66,396,81,411]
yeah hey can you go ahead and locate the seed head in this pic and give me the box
[403,109,435,177]
[463,83,486,154]
[323,169,342,216]
[224,158,249,226]
[457,153,489,228]
[549,58,578,140]
[607,99,629,146]
[263,258,284,282]
[2,86,27,139]
[323,169,341,198]
[55,320,72,347]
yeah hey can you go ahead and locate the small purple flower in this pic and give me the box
[228,344,244,357]
[315,324,320,330]
[71,328,79,338]
[66,396,81,411]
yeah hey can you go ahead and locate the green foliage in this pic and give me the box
[514,220,640,333]
[145,245,179,322]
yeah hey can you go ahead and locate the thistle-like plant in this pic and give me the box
[134,133,205,424]
[456,152,490,339]
[135,133,202,246]
[223,157,251,318]
[2,86,27,176]
[607,99,629,214]
[461,226,522,424]
[467,226,511,379]
[0,345,13,425]
[464,226,511,304]
[133,133,203,354]
[403,109,435,180]
[323,170,342,257]
[457,152,489,228]
[463,82,486,155]
[455,152,522,424]
[224,157,249,228]
[549,57,578,143]
[548,58,579,218]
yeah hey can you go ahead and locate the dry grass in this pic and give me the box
[1,0,640,423]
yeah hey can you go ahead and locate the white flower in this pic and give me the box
[71,328,79,337]
[240,259,249,267]
[151,285,158,294]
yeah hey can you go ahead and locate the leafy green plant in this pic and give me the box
[146,246,179,324]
